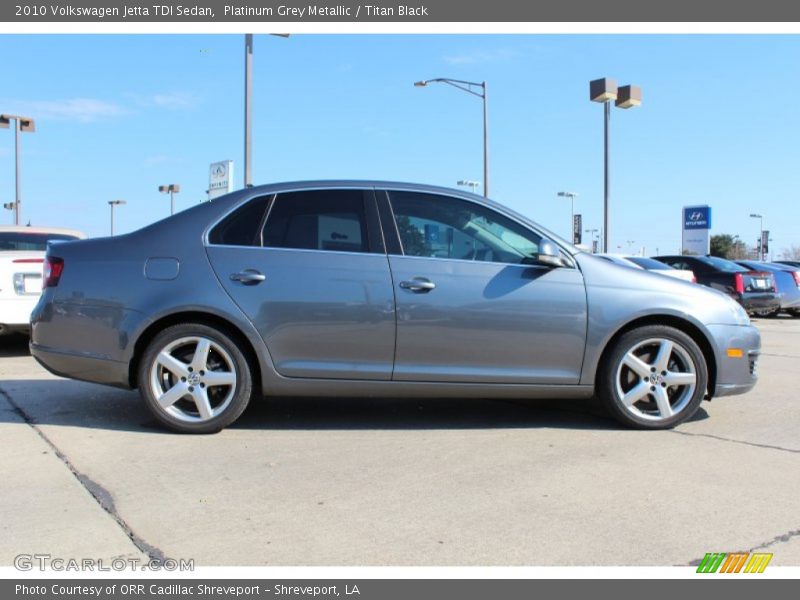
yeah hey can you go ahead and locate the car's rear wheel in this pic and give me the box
[138,323,253,433]
[598,325,708,429]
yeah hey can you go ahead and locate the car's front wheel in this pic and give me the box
[138,323,254,433]
[598,325,708,429]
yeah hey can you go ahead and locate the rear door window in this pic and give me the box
[262,190,370,253]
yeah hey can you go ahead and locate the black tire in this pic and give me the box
[137,323,254,434]
[598,325,708,430]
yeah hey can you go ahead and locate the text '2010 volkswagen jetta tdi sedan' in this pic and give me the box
[30,182,760,433]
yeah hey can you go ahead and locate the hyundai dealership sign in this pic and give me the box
[682,205,712,255]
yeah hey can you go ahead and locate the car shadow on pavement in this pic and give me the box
[234,396,624,432]
[0,334,30,358]
[0,375,678,433]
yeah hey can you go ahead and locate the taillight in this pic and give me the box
[43,256,64,288]
[793,271,800,288]
[691,274,697,284]
[734,273,744,294]
[13,258,44,264]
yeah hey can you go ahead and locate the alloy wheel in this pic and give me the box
[148,336,237,423]
[614,337,697,422]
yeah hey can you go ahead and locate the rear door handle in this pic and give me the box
[399,277,436,293]
[230,269,266,285]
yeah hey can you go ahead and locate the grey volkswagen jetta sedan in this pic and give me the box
[30,181,760,433]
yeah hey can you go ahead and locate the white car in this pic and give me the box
[0,226,86,335]
[596,254,696,283]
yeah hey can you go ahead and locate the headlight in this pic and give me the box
[726,296,751,325]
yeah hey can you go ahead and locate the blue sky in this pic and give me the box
[1,34,798,255]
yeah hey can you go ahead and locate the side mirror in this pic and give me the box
[535,238,565,268]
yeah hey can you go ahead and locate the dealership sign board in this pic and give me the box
[573,214,582,245]
[208,160,234,200]
[682,205,712,255]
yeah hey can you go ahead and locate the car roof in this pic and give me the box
[0,225,86,238]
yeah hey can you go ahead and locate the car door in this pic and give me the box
[205,188,396,380]
[380,189,588,384]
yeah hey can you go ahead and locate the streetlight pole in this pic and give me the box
[244,33,253,188]
[750,213,764,260]
[557,191,578,243]
[108,200,126,236]
[1,114,36,226]
[243,34,289,190]
[415,78,489,197]
[585,228,599,252]
[158,184,181,215]
[589,79,641,253]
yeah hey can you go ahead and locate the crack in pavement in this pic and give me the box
[749,528,800,552]
[0,385,167,562]
[670,429,800,454]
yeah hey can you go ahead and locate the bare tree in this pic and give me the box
[781,244,800,260]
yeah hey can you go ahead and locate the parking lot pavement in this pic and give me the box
[1,320,798,567]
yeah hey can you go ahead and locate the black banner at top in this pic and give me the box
[3,0,800,22]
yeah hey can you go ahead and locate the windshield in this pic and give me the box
[627,256,674,270]
[0,232,80,251]
[697,256,749,273]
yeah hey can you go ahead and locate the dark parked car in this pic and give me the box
[595,254,696,283]
[31,182,760,433]
[775,260,800,269]
[653,255,779,316]
[736,261,800,317]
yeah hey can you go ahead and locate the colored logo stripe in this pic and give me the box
[745,553,773,573]
[696,552,773,573]
[697,553,727,573]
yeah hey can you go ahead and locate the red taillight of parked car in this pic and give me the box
[734,272,745,294]
[43,256,64,288]
[13,258,45,264]
[793,271,800,288]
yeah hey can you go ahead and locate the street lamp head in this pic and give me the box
[109,200,126,206]
[557,191,578,198]
[159,184,181,193]
[0,114,36,132]
[414,80,428,87]
[749,213,762,218]
[589,78,618,103]
[615,85,642,109]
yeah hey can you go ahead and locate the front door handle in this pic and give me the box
[230,269,266,285]
[399,277,436,293]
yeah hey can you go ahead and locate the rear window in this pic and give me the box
[208,195,272,246]
[697,256,749,273]
[627,256,674,270]
[0,232,80,251]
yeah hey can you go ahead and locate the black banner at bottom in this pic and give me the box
[3,579,796,600]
